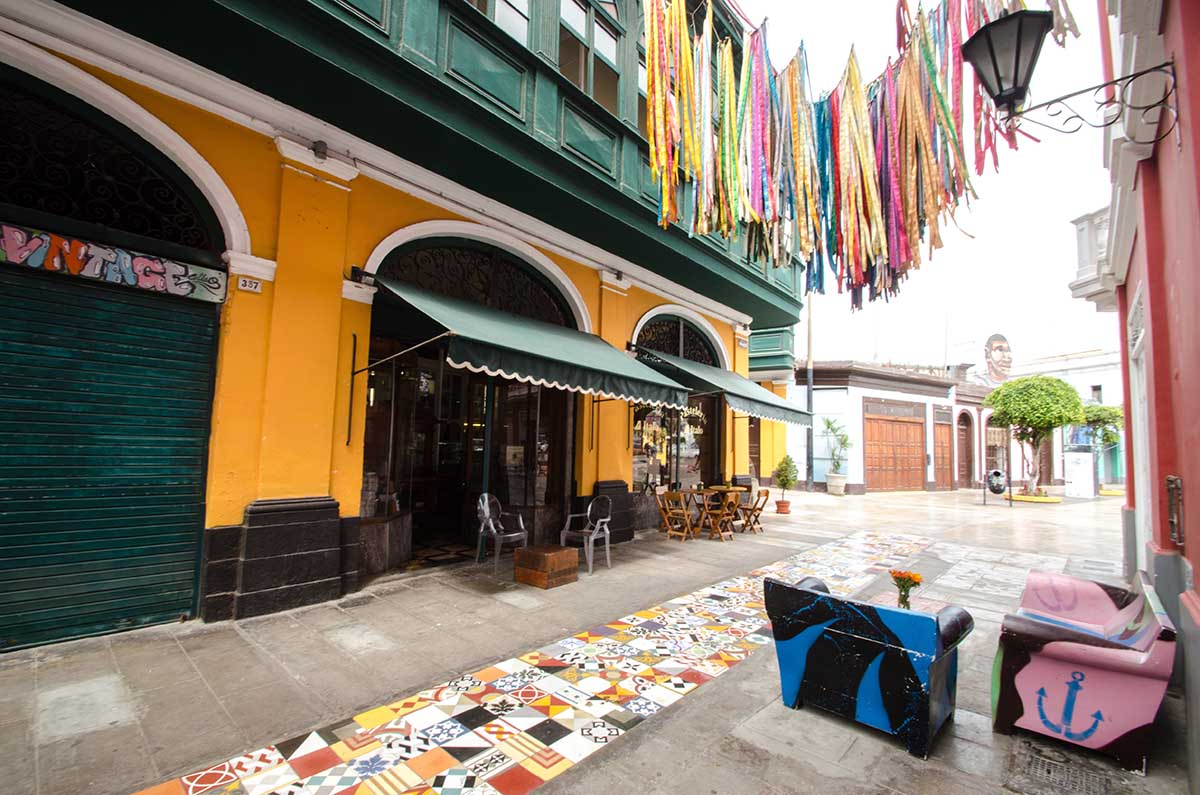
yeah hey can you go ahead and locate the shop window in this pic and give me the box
[361,242,577,555]
[632,314,721,490]
[558,0,623,116]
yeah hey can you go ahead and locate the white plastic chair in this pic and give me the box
[560,495,612,575]
[476,493,528,574]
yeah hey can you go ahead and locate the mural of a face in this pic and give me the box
[985,334,1013,384]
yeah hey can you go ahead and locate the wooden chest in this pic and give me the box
[514,545,578,589]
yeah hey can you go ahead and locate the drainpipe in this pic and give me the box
[805,300,815,492]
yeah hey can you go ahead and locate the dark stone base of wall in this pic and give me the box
[1177,595,1200,795]
[200,496,361,622]
[568,481,634,544]
[1150,546,1191,688]
[360,512,414,577]
[1122,507,1137,581]
[731,474,753,488]
[812,482,866,495]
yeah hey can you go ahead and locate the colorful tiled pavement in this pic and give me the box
[134,531,930,795]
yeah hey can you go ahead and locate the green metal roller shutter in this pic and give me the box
[0,267,218,650]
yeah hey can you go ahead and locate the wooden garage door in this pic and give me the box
[0,268,218,650]
[864,417,926,491]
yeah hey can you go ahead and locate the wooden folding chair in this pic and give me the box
[700,491,738,542]
[737,489,769,534]
[654,490,672,533]
[662,491,696,541]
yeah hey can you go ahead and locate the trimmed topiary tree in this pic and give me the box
[1084,404,1124,448]
[984,375,1084,495]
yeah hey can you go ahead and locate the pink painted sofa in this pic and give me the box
[992,571,1175,773]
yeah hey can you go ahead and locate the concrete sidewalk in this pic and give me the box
[2,490,1184,795]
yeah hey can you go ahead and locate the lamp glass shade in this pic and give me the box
[962,10,1054,114]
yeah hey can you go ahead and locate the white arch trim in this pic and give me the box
[631,304,732,371]
[0,31,252,255]
[363,220,592,334]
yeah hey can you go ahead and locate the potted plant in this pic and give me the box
[773,454,799,514]
[822,418,851,496]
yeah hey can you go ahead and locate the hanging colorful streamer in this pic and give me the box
[641,0,1078,307]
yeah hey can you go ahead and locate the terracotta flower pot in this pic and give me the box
[775,500,791,514]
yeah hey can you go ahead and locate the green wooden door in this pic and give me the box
[0,267,218,650]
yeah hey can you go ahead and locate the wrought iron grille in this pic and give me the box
[0,79,218,252]
[382,243,572,328]
[636,316,718,367]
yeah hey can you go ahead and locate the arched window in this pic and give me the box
[635,315,719,366]
[0,64,225,265]
[379,238,574,328]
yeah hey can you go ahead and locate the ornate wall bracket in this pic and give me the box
[1005,61,1179,147]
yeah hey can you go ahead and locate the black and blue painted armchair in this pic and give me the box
[763,576,974,759]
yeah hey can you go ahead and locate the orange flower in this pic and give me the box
[889,570,923,587]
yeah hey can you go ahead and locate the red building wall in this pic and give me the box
[1124,0,1200,618]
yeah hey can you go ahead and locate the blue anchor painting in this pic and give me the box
[1036,672,1104,741]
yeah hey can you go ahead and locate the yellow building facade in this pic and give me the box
[0,4,802,647]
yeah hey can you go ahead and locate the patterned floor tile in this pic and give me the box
[484,763,543,795]
[428,768,480,795]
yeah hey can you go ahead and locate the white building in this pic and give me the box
[787,362,989,493]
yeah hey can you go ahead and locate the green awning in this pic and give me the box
[638,349,812,426]
[374,276,689,409]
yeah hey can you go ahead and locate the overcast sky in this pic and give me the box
[735,0,1118,371]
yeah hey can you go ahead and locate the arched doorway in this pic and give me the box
[986,416,1010,480]
[631,315,721,495]
[957,413,974,488]
[0,63,229,649]
[360,240,577,566]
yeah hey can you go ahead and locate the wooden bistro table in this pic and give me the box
[676,487,715,515]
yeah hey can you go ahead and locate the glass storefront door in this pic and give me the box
[361,339,574,560]
[632,395,720,492]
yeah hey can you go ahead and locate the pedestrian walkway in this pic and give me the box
[132,532,930,795]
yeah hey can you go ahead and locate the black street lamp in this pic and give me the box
[962,10,1054,116]
[962,10,1178,145]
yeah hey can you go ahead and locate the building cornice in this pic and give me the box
[224,252,277,281]
[342,280,377,304]
[275,136,359,183]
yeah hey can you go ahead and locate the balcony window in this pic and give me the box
[496,0,530,43]
[467,0,530,47]
[558,0,623,117]
[637,56,648,133]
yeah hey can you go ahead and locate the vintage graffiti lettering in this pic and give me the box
[132,256,167,291]
[0,220,225,303]
[0,225,46,264]
[104,249,138,286]
[44,235,89,275]
[81,244,116,278]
